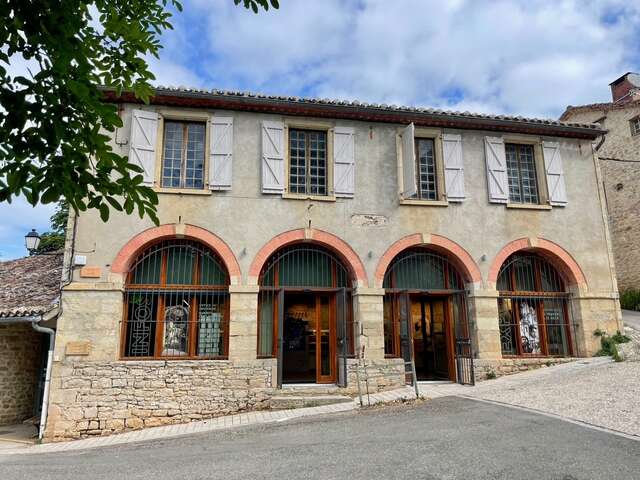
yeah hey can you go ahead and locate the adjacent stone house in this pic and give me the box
[0,253,63,435]
[44,87,621,441]
[561,72,640,292]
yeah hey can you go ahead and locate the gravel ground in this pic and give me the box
[463,358,640,436]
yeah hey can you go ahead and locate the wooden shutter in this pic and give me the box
[129,109,159,185]
[401,123,417,198]
[209,116,233,190]
[443,133,465,202]
[484,136,508,203]
[261,121,285,194]
[333,127,355,198]
[543,141,567,206]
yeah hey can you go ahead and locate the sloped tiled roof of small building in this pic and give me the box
[102,86,605,139]
[0,252,64,318]
[560,99,640,121]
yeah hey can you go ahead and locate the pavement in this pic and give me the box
[622,308,640,331]
[1,355,638,456]
[1,396,638,480]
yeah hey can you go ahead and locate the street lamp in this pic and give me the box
[25,229,41,254]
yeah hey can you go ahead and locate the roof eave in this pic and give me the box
[101,88,605,140]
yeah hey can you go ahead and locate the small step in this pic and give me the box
[270,395,354,410]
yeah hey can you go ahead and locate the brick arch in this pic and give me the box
[488,237,587,288]
[374,233,482,288]
[111,224,241,284]
[248,228,368,287]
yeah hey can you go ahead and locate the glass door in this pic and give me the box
[316,294,336,384]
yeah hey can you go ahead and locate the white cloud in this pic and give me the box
[171,0,640,118]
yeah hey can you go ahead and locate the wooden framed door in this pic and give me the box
[413,295,456,381]
[316,293,337,384]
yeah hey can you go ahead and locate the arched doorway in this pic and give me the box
[383,248,473,384]
[497,252,574,357]
[121,239,230,359]
[257,244,354,387]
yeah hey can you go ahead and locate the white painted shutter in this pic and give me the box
[333,127,355,198]
[401,123,417,198]
[129,109,159,185]
[443,133,465,202]
[484,136,508,203]
[209,116,233,190]
[261,121,285,194]
[543,141,567,206]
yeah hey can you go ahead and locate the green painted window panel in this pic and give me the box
[130,251,162,284]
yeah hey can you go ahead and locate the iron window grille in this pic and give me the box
[413,138,438,201]
[256,244,354,359]
[505,143,539,204]
[496,253,574,357]
[288,128,328,196]
[382,248,465,358]
[121,239,230,359]
[381,248,474,385]
[161,121,206,189]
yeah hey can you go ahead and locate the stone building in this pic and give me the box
[561,72,640,292]
[0,253,63,436]
[43,87,621,441]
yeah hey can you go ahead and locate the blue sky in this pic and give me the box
[1,0,639,260]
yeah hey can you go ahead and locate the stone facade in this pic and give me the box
[43,89,622,441]
[561,86,640,291]
[0,323,42,425]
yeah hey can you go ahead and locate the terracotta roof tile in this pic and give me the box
[0,253,64,318]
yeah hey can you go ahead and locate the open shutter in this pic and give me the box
[129,109,159,185]
[443,133,465,202]
[484,136,508,203]
[209,116,233,190]
[262,121,285,194]
[543,141,567,206]
[401,123,417,198]
[333,127,355,198]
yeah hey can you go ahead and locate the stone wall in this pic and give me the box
[600,159,640,291]
[474,357,575,382]
[0,323,42,425]
[346,358,405,393]
[561,105,640,291]
[46,360,274,440]
[44,355,405,441]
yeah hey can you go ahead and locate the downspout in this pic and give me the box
[32,320,55,441]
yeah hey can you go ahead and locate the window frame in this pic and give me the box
[502,136,549,208]
[496,253,573,358]
[153,110,212,194]
[283,120,335,201]
[398,127,447,206]
[120,239,230,361]
[630,116,640,136]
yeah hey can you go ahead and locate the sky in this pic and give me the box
[1,0,639,260]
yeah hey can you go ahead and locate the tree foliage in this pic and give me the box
[0,0,278,225]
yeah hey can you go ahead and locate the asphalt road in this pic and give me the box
[1,397,638,480]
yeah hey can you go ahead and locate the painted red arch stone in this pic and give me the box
[111,224,241,282]
[248,228,368,286]
[374,233,482,288]
[488,237,587,287]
